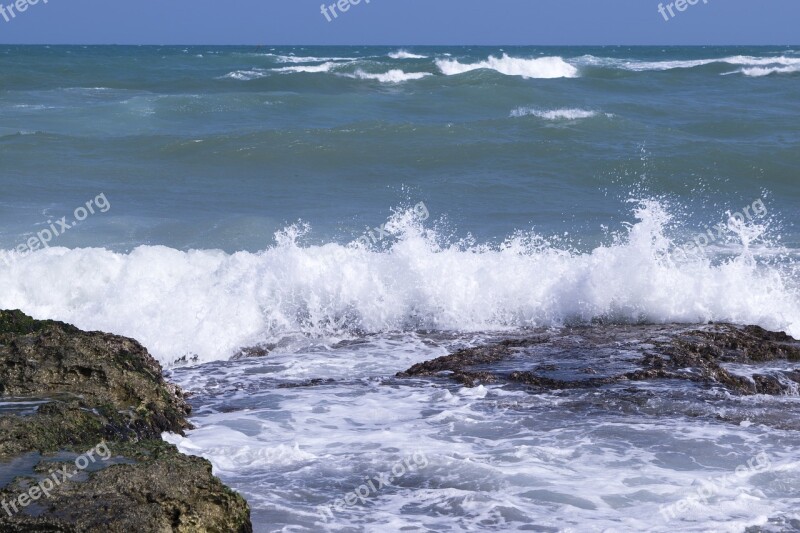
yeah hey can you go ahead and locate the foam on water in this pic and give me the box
[436,54,579,79]
[740,65,800,77]
[163,337,800,532]
[344,69,432,83]
[271,62,343,74]
[510,107,599,120]
[388,50,427,59]
[0,200,797,366]
[577,54,800,74]
[267,54,358,64]
[226,54,800,81]
[222,69,270,81]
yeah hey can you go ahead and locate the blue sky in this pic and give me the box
[0,0,798,45]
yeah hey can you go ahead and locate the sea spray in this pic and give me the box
[0,200,797,366]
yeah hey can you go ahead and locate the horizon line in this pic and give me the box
[1,43,798,47]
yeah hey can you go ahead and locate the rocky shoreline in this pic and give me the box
[0,310,252,532]
[3,309,799,532]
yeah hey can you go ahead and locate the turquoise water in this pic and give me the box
[1,46,798,252]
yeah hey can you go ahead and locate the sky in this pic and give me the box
[0,0,798,45]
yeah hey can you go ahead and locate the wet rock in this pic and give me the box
[231,344,275,360]
[0,310,252,532]
[398,323,800,396]
[277,378,335,388]
[0,309,191,453]
[0,440,251,533]
[399,337,549,384]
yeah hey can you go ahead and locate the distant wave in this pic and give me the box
[266,54,357,63]
[389,50,428,59]
[345,69,432,83]
[578,54,800,74]
[225,54,800,82]
[436,54,579,79]
[222,69,269,81]
[271,62,341,74]
[510,107,599,120]
[740,65,800,77]
[268,63,431,82]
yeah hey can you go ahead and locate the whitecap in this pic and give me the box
[344,69,431,83]
[389,50,427,59]
[510,107,598,120]
[221,69,269,81]
[1,201,797,366]
[436,54,579,79]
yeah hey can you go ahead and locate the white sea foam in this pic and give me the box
[164,343,800,532]
[163,428,315,474]
[721,55,800,67]
[436,54,579,79]
[389,50,427,59]
[272,62,341,74]
[740,65,800,77]
[268,54,357,64]
[510,107,598,120]
[577,54,800,74]
[0,201,797,366]
[222,69,269,81]
[344,69,431,83]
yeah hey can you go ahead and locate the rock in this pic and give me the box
[0,440,251,533]
[231,344,274,360]
[0,310,252,532]
[277,378,335,388]
[397,323,800,396]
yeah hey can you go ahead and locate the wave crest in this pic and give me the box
[222,69,269,81]
[272,62,341,74]
[577,54,800,74]
[389,50,427,59]
[510,107,599,120]
[740,65,800,77]
[436,54,579,79]
[345,69,431,83]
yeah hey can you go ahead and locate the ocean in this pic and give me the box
[1,45,799,531]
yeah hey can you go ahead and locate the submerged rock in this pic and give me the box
[0,310,252,532]
[398,323,800,396]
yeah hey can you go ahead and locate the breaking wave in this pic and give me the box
[345,69,432,83]
[388,50,428,59]
[436,54,580,79]
[1,201,797,366]
[510,107,600,120]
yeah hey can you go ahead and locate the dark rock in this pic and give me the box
[231,344,275,360]
[0,309,191,454]
[0,440,251,533]
[277,378,335,388]
[397,323,800,396]
[398,336,548,379]
[0,310,252,532]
